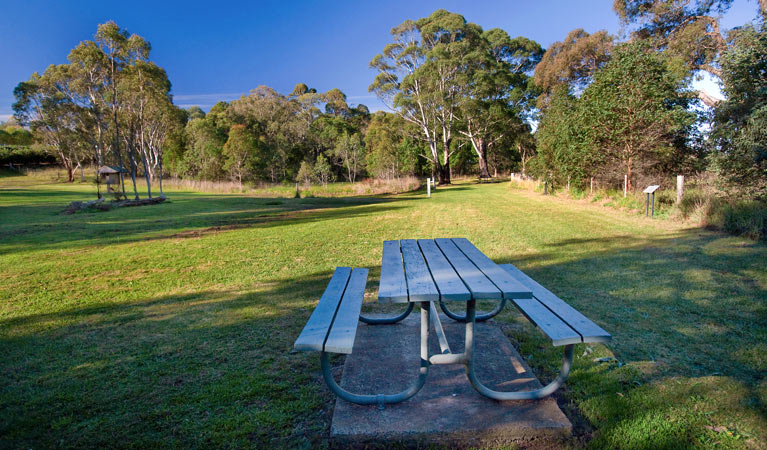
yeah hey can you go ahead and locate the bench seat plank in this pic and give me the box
[294,267,352,352]
[452,238,532,300]
[417,239,471,301]
[378,240,409,303]
[500,263,612,344]
[400,239,440,302]
[324,268,368,354]
[434,238,502,300]
[513,298,582,346]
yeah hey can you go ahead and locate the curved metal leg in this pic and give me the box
[320,302,430,406]
[359,302,414,324]
[439,297,506,322]
[467,344,574,400]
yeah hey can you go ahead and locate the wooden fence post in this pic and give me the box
[676,175,684,204]
[624,174,627,198]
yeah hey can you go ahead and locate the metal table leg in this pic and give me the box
[439,297,506,322]
[320,302,429,406]
[359,302,414,324]
[462,299,575,400]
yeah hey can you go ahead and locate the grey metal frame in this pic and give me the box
[322,299,574,405]
[439,297,506,322]
[321,302,430,407]
[462,300,575,400]
[358,302,414,324]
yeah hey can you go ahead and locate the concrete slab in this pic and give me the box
[330,310,572,447]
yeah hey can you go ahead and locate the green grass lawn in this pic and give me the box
[1,173,765,448]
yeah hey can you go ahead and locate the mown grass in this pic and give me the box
[1,173,765,448]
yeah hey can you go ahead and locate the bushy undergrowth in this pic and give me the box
[6,167,422,198]
[511,175,767,241]
[706,199,767,240]
[0,146,56,166]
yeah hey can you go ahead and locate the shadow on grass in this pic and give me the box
[0,194,408,255]
[0,187,92,199]
[2,217,766,447]
[492,229,767,447]
[0,269,363,448]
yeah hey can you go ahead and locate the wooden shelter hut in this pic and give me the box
[98,165,125,195]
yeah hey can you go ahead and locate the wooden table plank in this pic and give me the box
[325,268,368,354]
[417,239,471,301]
[500,263,611,344]
[294,267,352,352]
[452,238,532,299]
[378,240,409,303]
[434,238,502,300]
[512,298,582,346]
[400,239,440,302]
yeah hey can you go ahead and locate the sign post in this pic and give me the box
[643,185,660,217]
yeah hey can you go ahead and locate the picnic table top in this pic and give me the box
[378,238,533,303]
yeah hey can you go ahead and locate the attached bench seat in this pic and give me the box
[294,267,368,354]
[499,263,611,346]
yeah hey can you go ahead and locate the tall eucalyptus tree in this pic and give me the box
[370,10,482,184]
[457,29,542,178]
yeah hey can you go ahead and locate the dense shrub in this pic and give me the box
[0,146,56,166]
[707,200,767,241]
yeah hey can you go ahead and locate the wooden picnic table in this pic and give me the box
[294,238,611,406]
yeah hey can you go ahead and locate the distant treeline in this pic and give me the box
[8,2,767,202]
[0,123,54,166]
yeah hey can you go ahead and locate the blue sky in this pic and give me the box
[0,0,761,122]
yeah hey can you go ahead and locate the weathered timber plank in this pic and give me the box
[325,268,368,354]
[400,239,439,302]
[451,238,532,299]
[294,267,352,352]
[500,263,611,344]
[418,239,471,301]
[378,240,409,303]
[434,238,502,300]
[512,298,582,346]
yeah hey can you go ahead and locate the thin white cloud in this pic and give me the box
[173,92,246,105]
[0,114,12,122]
[173,93,245,100]
[176,103,219,109]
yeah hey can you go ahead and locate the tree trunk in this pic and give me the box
[438,159,450,184]
[126,136,140,200]
[158,152,165,197]
[58,148,74,182]
[476,139,490,178]
[440,141,451,184]
[518,143,528,176]
[65,161,74,182]
[627,156,633,192]
[96,121,104,167]
[111,58,127,200]
[141,152,152,199]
